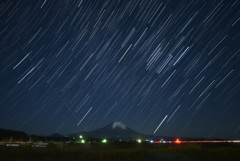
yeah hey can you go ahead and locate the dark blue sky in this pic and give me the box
[0,0,240,139]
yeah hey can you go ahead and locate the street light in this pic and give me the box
[102,139,107,143]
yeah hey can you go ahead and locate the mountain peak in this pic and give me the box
[112,122,126,129]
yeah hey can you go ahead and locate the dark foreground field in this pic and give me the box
[1,143,240,161]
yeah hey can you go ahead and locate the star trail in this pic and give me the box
[0,0,240,139]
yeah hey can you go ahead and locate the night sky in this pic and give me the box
[1,0,240,139]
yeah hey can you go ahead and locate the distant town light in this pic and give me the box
[102,139,107,143]
[232,140,240,143]
[81,139,85,143]
[137,139,142,143]
[79,135,83,139]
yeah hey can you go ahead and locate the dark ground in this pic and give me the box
[1,142,240,161]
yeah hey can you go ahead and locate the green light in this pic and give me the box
[81,139,85,143]
[102,139,107,143]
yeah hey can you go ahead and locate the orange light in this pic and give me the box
[175,139,181,144]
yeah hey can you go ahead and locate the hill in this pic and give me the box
[0,128,29,141]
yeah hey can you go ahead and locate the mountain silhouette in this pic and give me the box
[68,122,165,140]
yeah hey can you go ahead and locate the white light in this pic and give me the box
[102,139,107,143]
